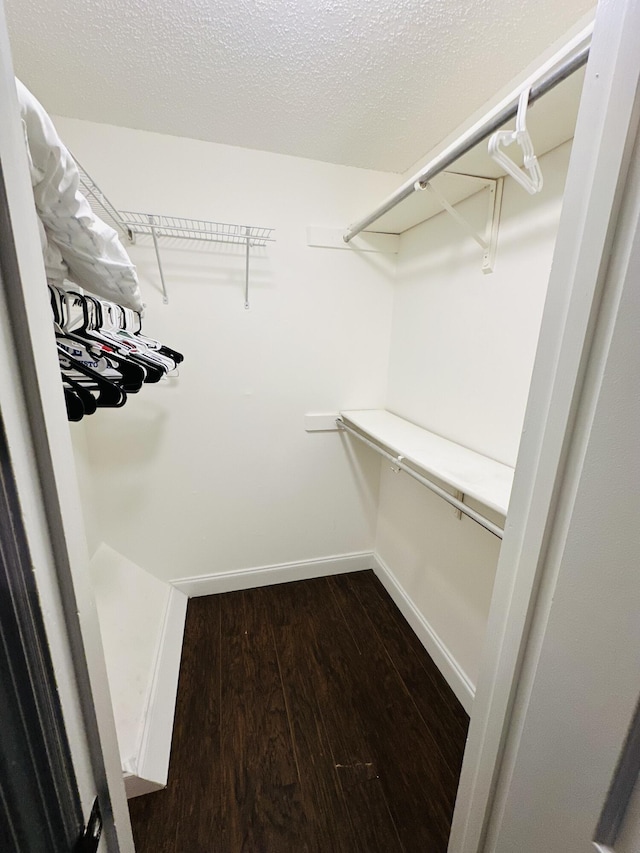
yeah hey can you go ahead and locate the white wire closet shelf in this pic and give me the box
[118,213,274,247]
[74,161,275,308]
[76,161,132,240]
[338,410,514,538]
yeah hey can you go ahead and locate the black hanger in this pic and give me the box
[54,290,150,390]
[56,330,147,393]
[58,346,127,408]
[118,304,185,365]
[63,375,98,416]
[51,286,184,408]
[80,294,169,381]
[63,387,84,422]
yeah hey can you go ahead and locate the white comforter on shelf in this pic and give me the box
[16,78,143,313]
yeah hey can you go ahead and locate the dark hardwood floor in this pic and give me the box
[128,571,469,852]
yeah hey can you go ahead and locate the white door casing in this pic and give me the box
[2,0,639,849]
[450,0,640,849]
[486,99,640,851]
[0,3,134,850]
[615,775,640,853]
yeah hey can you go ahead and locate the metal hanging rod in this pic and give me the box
[343,42,590,243]
[336,417,504,539]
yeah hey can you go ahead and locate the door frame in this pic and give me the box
[2,0,638,850]
[0,5,134,850]
[0,393,83,851]
[449,0,640,849]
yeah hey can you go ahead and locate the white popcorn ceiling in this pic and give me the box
[6,0,595,173]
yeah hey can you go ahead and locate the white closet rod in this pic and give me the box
[336,418,504,538]
[343,42,590,243]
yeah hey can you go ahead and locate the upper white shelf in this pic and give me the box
[361,64,586,237]
[340,409,514,517]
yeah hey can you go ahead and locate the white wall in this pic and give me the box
[58,117,397,583]
[388,141,572,466]
[59,118,570,698]
[377,142,572,690]
[68,420,100,556]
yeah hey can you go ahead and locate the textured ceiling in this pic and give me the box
[6,0,595,173]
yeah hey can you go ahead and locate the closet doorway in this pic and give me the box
[1,0,639,851]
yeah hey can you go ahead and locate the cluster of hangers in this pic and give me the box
[50,286,184,422]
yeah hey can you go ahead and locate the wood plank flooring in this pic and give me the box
[128,571,469,852]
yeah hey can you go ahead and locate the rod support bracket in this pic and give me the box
[482,177,504,274]
[425,175,504,274]
[391,454,404,473]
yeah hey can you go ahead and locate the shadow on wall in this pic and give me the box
[85,398,169,468]
[131,241,275,302]
[337,432,383,525]
[399,188,565,282]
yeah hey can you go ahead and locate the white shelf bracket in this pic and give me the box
[148,216,169,305]
[453,489,464,520]
[391,454,405,474]
[415,175,504,274]
[244,227,251,310]
[483,177,504,274]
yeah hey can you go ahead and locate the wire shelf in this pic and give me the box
[75,160,133,242]
[72,158,275,308]
[119,213,275,247]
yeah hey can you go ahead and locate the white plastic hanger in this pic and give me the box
[488,88,544,195]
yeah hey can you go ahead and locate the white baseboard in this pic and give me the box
[126,586,188,798]
[124,550,474,799]
[170,551,375,597]
[371,553,475,715]
[164,550,472,726]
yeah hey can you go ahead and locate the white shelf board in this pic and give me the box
[90,543,171,770]
[340,410,514,516]
[366,67,585,237]
[373,172,490,236]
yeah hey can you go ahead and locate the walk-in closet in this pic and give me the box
[2,0,640,851]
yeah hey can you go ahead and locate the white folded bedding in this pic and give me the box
[16,78,143,313]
